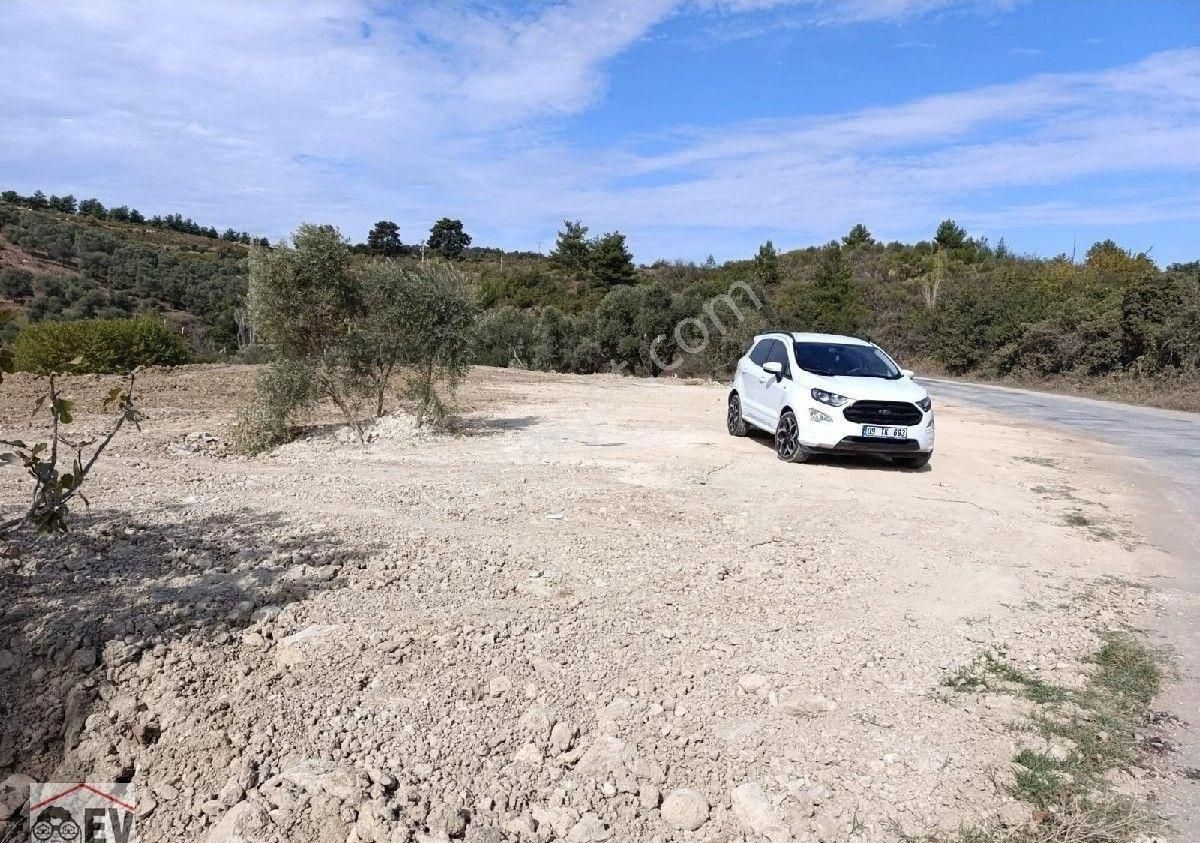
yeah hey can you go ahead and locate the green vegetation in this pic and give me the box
[236,225,475,452]
[12,317,189,373]
[1,369,143,535]
[4,189,1198,407]
[938,632,1165,843]
[0,198,250,350]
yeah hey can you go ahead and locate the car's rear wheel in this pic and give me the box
[774,409,808,463]
[893,452,931,469]
[727,393,747,436]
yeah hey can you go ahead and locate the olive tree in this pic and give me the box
[388,262,475,427]
[243,224,367,445]
[351,260,474,420]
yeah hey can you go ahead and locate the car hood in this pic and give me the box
[809,374,928,403]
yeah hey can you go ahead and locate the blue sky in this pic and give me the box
[2,0,1198,264]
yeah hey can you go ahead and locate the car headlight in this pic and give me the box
[809,408,832,423]
[811,388,850,407]
[916,397,932,412]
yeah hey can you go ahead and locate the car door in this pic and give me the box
[738,338,774,426]
[759,338,793,428]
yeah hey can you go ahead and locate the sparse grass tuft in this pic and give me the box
[942,653,1067,704]
[911,797,1153,843]
[1092,633,1161,708]
[1012,749,1074,804]
[935,633,1167,843]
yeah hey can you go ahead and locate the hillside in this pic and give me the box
[0,200,250,351]
[3,194,1199,411]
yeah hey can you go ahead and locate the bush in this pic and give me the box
[13,317,190,373]
[233,359,316,454]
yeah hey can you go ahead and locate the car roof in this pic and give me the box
[754,331,873,347]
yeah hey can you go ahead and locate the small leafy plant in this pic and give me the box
[1,363,143,534]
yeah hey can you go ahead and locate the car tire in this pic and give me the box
[727,393,748,436]
[774,409,808,463]
[894,453,931,469]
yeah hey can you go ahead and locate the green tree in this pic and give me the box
[778,242,863,335]
[550,220,591,276]
[246,224,366,438]
[934,219,967,250]
[351,260,475,420]
[1085,239,1155,276]
[367,220,403,256]
[48,195,77,214]
[387,262,475,426]
[753,240,780,285]
[532,306,579,371]
[78,198,107,219]
[428,218,471,259]
[593,283,674,374]
[842,223,874,248]
[590,231,636,288]
[473,306,539,368]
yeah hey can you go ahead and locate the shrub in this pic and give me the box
[233,359,317,454]
[13,317,189,373]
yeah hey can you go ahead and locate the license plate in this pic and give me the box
[862,425,907,439]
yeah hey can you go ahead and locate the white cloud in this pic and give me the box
[0,1,1195,261]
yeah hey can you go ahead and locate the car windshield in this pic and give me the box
[792,342,901,379]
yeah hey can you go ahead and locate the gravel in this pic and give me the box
[0,364,1172,842]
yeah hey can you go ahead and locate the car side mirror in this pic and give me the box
[901,368,914,378]
[762,361,783,380]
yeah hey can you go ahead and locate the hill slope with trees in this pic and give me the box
[3,190,1197,409]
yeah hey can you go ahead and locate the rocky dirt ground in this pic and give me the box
[0,365,1190,842]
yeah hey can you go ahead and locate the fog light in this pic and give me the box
[809,408,832,423]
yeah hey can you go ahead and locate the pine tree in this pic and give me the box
[589,232,636,288]
[549,221,591,276]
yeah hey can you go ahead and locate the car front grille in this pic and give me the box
[842,400,923,426]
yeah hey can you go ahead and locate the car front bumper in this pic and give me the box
[799,408,935,454]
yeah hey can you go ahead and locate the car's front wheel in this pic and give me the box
[893,453,931,469]
[727,393,747,436]
[774,409,808,463]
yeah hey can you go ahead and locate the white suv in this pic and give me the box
[727,331,934,468]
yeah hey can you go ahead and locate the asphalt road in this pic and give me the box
[924,378,1200,533]
[923,377,1199,834]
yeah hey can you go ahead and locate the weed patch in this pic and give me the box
[937,633,1167,843]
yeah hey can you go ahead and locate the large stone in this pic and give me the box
[549,721,576,753]
[205,801,267,843]
[1,773,33,819]
[575,735,633,777]
[660,788,709,831]
[738,674,769,693]
[279,760,362,802]
[275,625,338,668]
[565,812,611,842]
[731,782,791,842]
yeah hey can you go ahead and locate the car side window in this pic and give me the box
[766,339,791,379]
[748,339,772,367]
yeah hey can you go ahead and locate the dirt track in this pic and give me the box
[0,365,1190,842]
